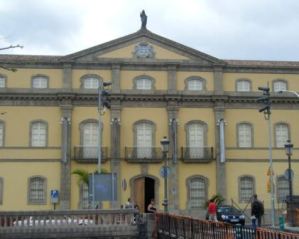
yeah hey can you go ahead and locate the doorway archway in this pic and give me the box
[131,175,159,213]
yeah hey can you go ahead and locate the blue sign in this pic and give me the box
[50,190,59,203]
[160,166,170,178]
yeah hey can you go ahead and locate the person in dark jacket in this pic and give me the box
[251,194,264,227]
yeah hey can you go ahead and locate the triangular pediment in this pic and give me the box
[62,29,225,66]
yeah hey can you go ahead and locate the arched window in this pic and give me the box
[237,123,253,148]
[277,176,289,203]
[273,80,287,92]
[134,120,155,158]
[186,121,207,159]
[80,121,99,159]
[187,176,208,209]
[30,121,47,147]
[0,177,3,205]
[236,79,251,92]
[134,76,154,90]
[0,75,6,88]
[275,123,289,148]
[185,77,206,91]
[32,75,48,89]
[239,176,255,203]
[28,176,46,204]
[0,121,4,147]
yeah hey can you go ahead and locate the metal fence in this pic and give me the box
[156,213,299,239]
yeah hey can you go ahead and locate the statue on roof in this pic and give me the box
[140,10,147,29]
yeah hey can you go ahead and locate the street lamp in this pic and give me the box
[160,136,170,213]
[284,139,294,226]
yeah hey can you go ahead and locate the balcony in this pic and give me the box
[73,146,109,163]
[125,147,163,163]
[181,147,214,163]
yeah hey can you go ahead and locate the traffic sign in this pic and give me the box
[160,166,170,178]
[50,190,59,204]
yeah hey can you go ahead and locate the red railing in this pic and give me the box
[156,213,299,239]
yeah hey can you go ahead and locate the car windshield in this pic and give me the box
[218,207,241,214]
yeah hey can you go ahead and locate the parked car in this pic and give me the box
[217,205,245,225]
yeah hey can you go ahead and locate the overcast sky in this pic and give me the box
[0,0,299,61]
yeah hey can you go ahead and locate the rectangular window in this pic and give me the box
[0,77,5,88]
[82,123,98,158]
[239,177,254,202]
[0,123,3,146]
[188,79,203,91]
[238,124,252,148]
[32,77,48,89]
[136,78,152,90]
[80,183,89,209]
[136,123,152,158]
[0,178,3,204]
[29,177,46,204]
[273,81,287,92]
[190,179,206,208]
[237,81,250,92]
[84,78,99,89]
[275,124,288,148]
[31,122,47,147]
[277,178,289,202]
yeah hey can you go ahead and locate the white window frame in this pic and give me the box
[277,176,289,203]
[135,122,153,158]
[82,122,98,158]
[239,176,255,203]
[237,123,253,148]
[32,76,48,89]
[28,176,46,204]
[0,177,3,205]
[0,76,6,88]
[275,123,289,148]
[236,80,251,92]
[0,122,4,147]
[273,80,287,92]
[79,182,89,209]
[187,79,203,91]
[83,77,99,89]
[31,121,47,147]
[187,123,204,158]
[188,176,207,209]
[136,78,152,90]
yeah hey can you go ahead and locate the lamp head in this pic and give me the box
[160,136,170,153]
[284,139,293,156]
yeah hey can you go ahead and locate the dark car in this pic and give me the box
[217,205,245,225]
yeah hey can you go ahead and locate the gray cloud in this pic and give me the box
[0,0,299,60]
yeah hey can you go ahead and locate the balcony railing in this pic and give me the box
[181,147,214,163]
[125,147,163,163]
[73,146,109,163]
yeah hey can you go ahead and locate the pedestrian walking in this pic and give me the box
[251,194,264,227]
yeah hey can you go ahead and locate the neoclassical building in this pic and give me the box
[0,19,298,222]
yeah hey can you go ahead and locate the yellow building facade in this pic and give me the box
[0,26,298,223]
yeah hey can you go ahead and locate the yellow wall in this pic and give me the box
[0,69,63,88]
[0,106,61,147]
[223,73,299,91]
[0,163,60,210]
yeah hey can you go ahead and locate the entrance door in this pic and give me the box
[133,177,155,213]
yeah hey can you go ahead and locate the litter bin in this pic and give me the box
[279,215,285,230]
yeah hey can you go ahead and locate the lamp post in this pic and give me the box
[284,139,294,226]
[160,136,170,213]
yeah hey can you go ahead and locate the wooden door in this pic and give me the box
[134,177,145,212]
